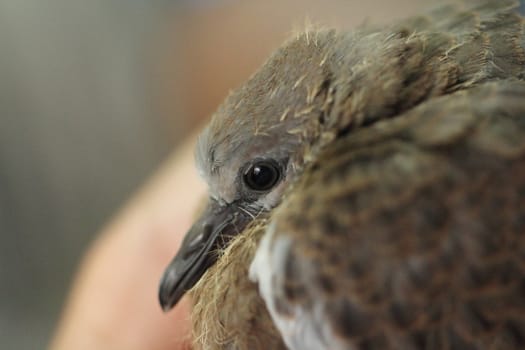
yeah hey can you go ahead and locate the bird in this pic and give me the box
[159,1,525,349]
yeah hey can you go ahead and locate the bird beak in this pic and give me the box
[158,199,251,311]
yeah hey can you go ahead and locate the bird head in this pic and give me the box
[158,24,446,310]
[158,30,338,311]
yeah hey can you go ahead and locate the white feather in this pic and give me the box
[249,223,352,350]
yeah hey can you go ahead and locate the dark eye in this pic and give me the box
[243,160,281,192]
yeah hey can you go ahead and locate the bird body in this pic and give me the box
[159,1,525,349]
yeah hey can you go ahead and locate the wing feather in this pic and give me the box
[250,80,525,350]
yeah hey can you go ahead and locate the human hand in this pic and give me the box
[50,135,206,350]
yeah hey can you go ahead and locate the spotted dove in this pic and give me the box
[159,1,525,349]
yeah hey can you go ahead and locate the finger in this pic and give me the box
[50,134,206,350]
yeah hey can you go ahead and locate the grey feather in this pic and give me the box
[163,1,525,349]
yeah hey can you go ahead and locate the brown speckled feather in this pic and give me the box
[251,81,525,350]
[182,1,525,349]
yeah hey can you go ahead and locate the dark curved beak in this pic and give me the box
[158,199,251,312]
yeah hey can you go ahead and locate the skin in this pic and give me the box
[50,135,205,350]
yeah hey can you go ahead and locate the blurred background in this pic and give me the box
[0,0,435,348]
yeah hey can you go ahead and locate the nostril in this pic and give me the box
[188,233,204,249]
[182,223,214,260]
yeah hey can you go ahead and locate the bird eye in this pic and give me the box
[243,160,281,192]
